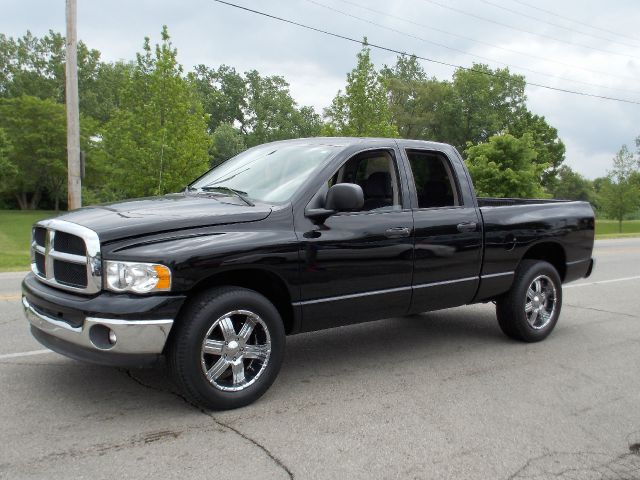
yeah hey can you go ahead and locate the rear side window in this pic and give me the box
[407,150,460,208]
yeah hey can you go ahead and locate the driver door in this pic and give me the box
[295,148,414,332]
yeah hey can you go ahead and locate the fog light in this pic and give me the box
[89,324,117,350]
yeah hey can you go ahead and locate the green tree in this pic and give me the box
[210,123,245,167]
[81,60,134,124]
[98,26,211,199]
[381,55,453,140]
[448,64,527,151]
[324,42,398,137]
[0,96,70,209]
[0,128,16,194]
[509,111,565,187]
[551,165,595,203]
[464,133,547,198]
[190,65,321,149]
[0,31,101,114]
[0,31,62,100]
[190,64,247,132]
[599,145,640,231]
[379,58,565,184]
[242,70,321,146]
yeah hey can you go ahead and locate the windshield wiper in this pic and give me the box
[199,186,254,206]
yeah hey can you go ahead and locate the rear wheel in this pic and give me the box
[168,287,285,410]
[496,260,562,342]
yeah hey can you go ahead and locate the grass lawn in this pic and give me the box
[1,211,639,272]
[0,210,56,271]
[595,219,640,237]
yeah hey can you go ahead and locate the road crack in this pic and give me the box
[4,425,218,468]
[121,368,294,480]
[564,303,639,319]
[507,449,640,479]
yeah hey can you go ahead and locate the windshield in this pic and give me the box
[189,143,340,203]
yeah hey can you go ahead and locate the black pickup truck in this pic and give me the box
[22,137,595,409]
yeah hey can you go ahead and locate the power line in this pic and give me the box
[308,0,640,94]
[208,0,640,106]
[333,0,640,92]
[479,0,640,50]
[511,0,640,44]
[421,0,640,61]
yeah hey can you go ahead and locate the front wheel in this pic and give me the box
[496,260,562,342]
[168,287,285,410]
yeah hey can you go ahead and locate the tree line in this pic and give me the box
[0,27,638,227]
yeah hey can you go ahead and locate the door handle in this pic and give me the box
[385,227,411,238]
[456,222,477,233]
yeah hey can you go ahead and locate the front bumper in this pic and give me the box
[22,272,187,366]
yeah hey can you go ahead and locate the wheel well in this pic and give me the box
[187,269,295,334]
[521,242,566,280]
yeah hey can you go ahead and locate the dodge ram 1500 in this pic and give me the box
[22,137,595,409]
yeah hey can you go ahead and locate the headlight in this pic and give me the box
[104,261,171,294]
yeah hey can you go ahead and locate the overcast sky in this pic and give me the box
[3,0,639,178]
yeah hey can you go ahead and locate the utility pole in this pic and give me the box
[65,0,82,209]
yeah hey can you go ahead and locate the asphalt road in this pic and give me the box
[1,238,640,479]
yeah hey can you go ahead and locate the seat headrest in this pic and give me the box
[425,181,447,198]
[364,171,392,198]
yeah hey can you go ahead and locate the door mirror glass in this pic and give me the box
[325,183,364,212]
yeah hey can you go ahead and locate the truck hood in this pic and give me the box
[59,194,272,243]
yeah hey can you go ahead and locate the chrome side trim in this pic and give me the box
[292,285,411,306]
[31,218,102,294]
[413,276,478,289]
[480,271,514,279]
[292,276,480,306]
[23,297,173,354]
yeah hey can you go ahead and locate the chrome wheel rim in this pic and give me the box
[200,310,271,392]
[525,275,557,330]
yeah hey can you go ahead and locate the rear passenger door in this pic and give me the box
[403,148,482,313]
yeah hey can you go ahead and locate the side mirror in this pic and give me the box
[326,183,364,211]
[305,183,364,221]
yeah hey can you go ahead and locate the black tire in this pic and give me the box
[168,287,285,410]
[496,260,562,342]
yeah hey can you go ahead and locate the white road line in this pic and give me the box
[565,275,640,289]
[0,349,52,360]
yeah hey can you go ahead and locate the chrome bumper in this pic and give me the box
[23,297,173,355]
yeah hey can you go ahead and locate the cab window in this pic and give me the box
[330,150,402,212]
[407,150,460,208]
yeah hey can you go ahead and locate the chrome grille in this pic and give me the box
[34,227,47,247]
[34,251,46,275]
[53,259,88,288]
[54,231,86,256]
[31,219,102,294]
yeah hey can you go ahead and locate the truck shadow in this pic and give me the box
[281,304,506,378]
[15,304,509,412]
